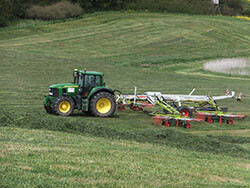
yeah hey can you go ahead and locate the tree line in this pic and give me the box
[0,0,249,27]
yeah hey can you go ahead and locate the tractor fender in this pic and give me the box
[88,88,114,100]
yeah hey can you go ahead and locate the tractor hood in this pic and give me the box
[49,83,79,89]
[47,83,79,97]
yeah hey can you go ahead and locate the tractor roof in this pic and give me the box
[76,69,104,76]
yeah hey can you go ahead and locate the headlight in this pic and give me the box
[49,88,53,96]
[48,88,59,97]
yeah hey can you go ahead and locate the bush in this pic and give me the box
[242,8,250,16]
[241,0,250,16]
[220,0,246,15]
[26,0,83,20]
[0,0,14,27]
[72,0,125,11]
[125,0,215,15]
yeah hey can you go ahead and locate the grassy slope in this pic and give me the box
[0,12,250,187]
[0,13,250,112]
[1,127,250,187]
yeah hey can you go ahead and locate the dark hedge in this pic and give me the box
[0,0,248,26]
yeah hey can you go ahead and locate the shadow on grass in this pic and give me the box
[70,112,120,119]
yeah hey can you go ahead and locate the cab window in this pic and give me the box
[95,76,101,86]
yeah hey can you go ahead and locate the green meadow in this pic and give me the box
[0,12,250,187]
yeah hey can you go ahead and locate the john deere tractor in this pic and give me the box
[43,69,116,117]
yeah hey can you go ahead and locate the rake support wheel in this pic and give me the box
[178,106,192,117]
[227,119,234,125]
[184,123,192,129]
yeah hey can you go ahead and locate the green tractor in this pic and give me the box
[43,69,116,117]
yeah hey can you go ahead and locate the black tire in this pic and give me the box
[44,104,54,114]
[53,96,74,116]
[178,106,192,117]
[89,92,116,117]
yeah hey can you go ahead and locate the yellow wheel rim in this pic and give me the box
[59,101,71,113]
[96,98,111,114]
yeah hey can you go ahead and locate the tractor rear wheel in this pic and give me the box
[89,92,116,117]
[54,96,74,116]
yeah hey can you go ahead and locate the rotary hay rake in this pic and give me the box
[116,87,154,111]
[151,96,203,129]
[196,112,246,125]
[190,95,246,125]
[116,87,246,128]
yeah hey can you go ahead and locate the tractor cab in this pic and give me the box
[73,69,104,97]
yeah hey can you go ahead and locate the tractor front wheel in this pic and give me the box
[54,96,74,116]
[89,92,116,117]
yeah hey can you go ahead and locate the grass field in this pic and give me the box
[0,12,250,187]
[1,127,250,187]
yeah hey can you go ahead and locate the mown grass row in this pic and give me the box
[1,110,249,160]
